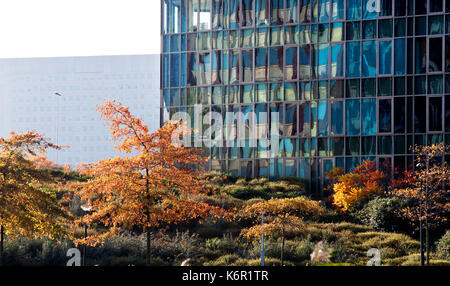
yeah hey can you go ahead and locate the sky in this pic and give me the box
[0,0,160,58]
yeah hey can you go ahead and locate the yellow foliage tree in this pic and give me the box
[240,197,325,265]
[0,131,71,264]
[329,161,386,212]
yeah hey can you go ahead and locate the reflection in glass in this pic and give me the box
[379,99,392,133]
[362,41,377,77]
[331,101,344,135]
[429,38,443,72]
[362,99,376,135]
[346,41,360,78]
[346,99,360,136]
[255,48,268,81]
[429,97,443,132]
[379,41,392,75]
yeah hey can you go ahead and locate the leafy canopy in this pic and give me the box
[240,197,325,241]
[74,101,228,246]
[391,144,450,231]
[0,131,70,240]
[329,161,386,212]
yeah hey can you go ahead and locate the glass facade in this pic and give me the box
[161,0,450,197]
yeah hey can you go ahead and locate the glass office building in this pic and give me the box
[161,0,450,197]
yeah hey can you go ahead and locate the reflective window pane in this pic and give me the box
[346,99,360,135]
[379,99,392,133]
[362,99,376,135]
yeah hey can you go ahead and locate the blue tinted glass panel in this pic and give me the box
[256,0,269,26]
[319,0,331,22]
[363,0,377,19]
[362,41,377,77]
[286,159,297,177]
[346,157,361,172]
[331,101,344,135]
[317,44,329,79]
[163,54,170,88]
[318,101,329,136]
[379,99,392,133]
[170,54,180,87]
[299,158,311,180]
[286,0,299,23]
[380,0,392,16]
[331,43,344,77]
[332,0,344,20]
[229,0,240,29]
[181,54,187,86]
[163,35,170,52]
[299,45,311,79]
[394,39,406,75]
[361,99,376,135]
[379,40,392,75]
[415,38,426,74]
[163,89,170,107]
[346,41,361,77]
[347,0,361,20]
[346,99,360,135]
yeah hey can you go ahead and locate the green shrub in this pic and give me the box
[320,222,373,234]
[244,198,266,206]
[295,238,316,263]
[246,238,314,265]
[355,196,408,231]
[217,175,307,201]
[204,234,243,255]
[204,255,294,266]
[4,238,73,266]
[226,186,271,200]
[315,263,352,266]
[245,257,295,266]
[329,239,351,263]
[436,230,450,261]
[204,254,241,266]
[201,172,237,186]
[193,220,242,238]
[356,232,419,259]
[202,193,243,209]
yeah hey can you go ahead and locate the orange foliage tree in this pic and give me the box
[391,144,450,265]
[328,161,386,212]
[0,131,71,264]
[73,101,228,265]
[240,198,325,265]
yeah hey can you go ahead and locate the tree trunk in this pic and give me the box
[419,210,424,266]
[425,157,430,266]
[426,222,430,266]
[281,228,285,266]
[144,168,152,266]
[0,225,3,266]
[83,224,87,266]
[146,228,151,266]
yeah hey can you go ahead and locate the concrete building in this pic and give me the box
[0,55,160,166]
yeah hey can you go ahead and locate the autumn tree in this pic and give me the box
[73,101,228,265]
[240,197,325,266]
[391,144,450,265]
[329,161,386,212]
[0,131,71,264]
